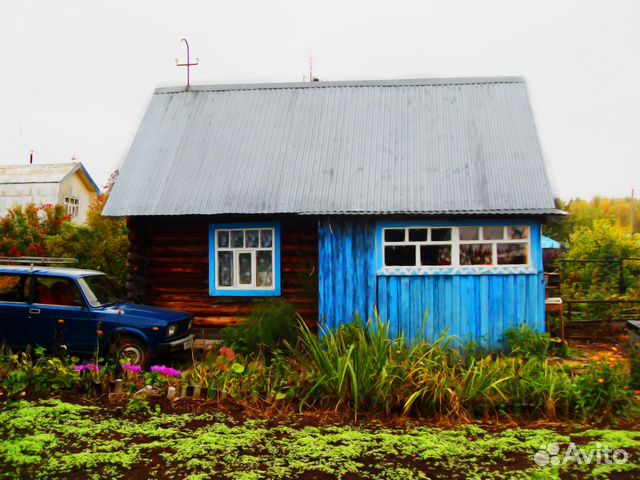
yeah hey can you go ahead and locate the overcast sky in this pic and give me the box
[1,0,638,199]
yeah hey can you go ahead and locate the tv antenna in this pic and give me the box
[176,38,199,89]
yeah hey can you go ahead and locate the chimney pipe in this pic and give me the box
[29,151,33,165]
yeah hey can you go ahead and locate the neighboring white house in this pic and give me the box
[0,163,100,223]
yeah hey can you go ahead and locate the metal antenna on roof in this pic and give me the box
[176,38,199,90]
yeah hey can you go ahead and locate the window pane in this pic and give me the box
[507,226,528,240]
[384,229,405,242]
[231,230,244,248]
[483,226,504,240]
[431,228,452,242]
[217,251,233,286]
[420,245,451,266]
[34,277,83,307]
[245,230,259,248]
[459,227,479,241]
[0,275,26,302]
[384,245,416,266]
[238,253,252,285]
[217,230,229,248]
[460,244,493,265]
[408,228,428,242]
[256,251,273,287]
[498,243,528,265]
[260,229,273,248]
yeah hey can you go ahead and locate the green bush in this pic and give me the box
[503,325,552,358]
[221,300,300,358]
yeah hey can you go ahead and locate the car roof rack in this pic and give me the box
[0,257,78,272]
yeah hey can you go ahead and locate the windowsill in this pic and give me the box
[377,265,539,276]
[210,289,281,297]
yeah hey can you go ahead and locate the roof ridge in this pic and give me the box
[154,76,525,95]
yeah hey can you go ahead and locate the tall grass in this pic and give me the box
[290,313,633,419]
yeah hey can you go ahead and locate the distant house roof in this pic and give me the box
[541,235,563,249]
[104,77,561,217]
[0,163,100,195]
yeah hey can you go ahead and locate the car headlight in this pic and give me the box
[166,325,177,337]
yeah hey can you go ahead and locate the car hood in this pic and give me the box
[103,303,192,324]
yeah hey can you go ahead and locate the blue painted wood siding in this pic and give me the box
[318,218,546,349]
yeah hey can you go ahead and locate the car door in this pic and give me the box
[29,275,97,353]
[0,273,31,347]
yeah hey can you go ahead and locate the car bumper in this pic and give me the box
[156,334,193,354]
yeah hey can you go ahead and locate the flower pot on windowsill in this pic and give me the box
[180,385,188,398]
[207,387,216,399]
[186,385,195,397]
[193,386,201,398]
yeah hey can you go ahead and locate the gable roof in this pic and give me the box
[103,77,559,217]
[0,162,100,195]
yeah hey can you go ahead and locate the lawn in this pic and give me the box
[1,398,639,479]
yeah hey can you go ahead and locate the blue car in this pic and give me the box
[0,265,193,365]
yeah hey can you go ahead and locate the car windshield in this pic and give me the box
[78,275,126,307]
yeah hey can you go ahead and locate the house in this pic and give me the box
[0,162,100,223]
[104,77,562,348]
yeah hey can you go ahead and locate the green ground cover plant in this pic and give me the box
[0,399,638,479]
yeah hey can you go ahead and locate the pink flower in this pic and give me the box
[75,363,99,373]
[121,364,142,374]
[150,365,182,378]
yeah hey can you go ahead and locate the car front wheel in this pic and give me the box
[113,335,149,367]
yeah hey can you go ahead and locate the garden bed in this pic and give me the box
[1,398,639,479]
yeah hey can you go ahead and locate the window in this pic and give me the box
[64,196,79,217]
[0,275,30,303]
[34,276,84,307]
[209,223,281,296]
[382,225,530,269]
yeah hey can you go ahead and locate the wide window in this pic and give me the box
[382,225,530,269]
[209,223,281,296]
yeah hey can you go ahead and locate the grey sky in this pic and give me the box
[1,0,638,199]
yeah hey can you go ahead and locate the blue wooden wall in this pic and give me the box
[318,218,546,349]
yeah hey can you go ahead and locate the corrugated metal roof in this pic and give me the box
[104,77,559,217]
[0,162,100,194]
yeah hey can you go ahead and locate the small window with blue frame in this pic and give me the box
[209,223,281,296]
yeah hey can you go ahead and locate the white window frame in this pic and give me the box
[211,226,279,295]
[381,225,531,270]
[63,196,79,217]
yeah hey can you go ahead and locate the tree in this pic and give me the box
[48,171,128,287]
[0,204,68,257]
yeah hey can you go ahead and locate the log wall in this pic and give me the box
[126,216,318,329]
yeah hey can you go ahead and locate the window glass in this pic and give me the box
[459,227,479,241]
[384,229,405,242]
[460,244,493,265]
[245,230,259,248]
[431,228,451,242]
[260,230,273,248]
[498,243,528,265]
[408,228,428,242]
[34,277,83,307]
[238,253,252,285]
[78,275,125,307]
[0,275,29,303]
[420,245,451,266]
[217,230,229,248]
[507,226,528,240]
[217,251,233,286]
[483,226,504,240]
[256,251,273,287]
[385,245,416,266]
[231,231,244,248]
